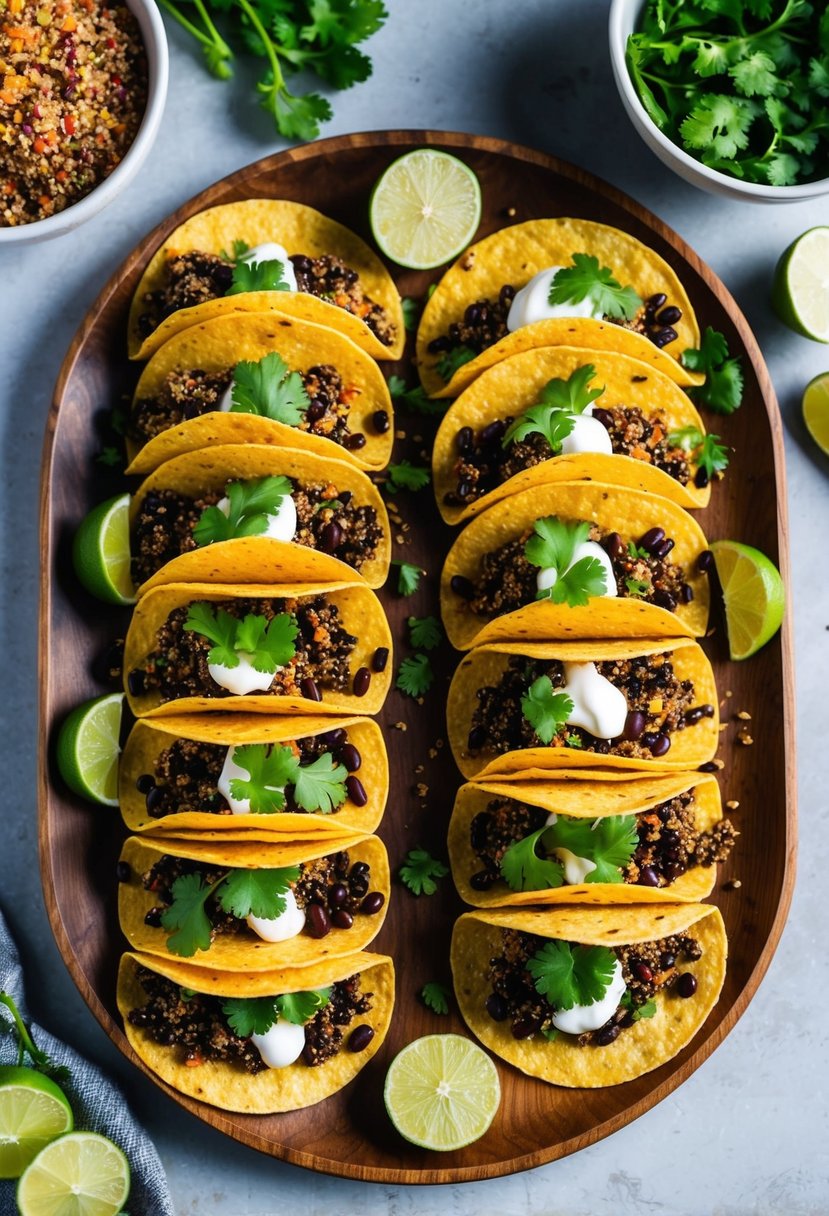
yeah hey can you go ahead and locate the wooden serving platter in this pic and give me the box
[39,131,796,1183]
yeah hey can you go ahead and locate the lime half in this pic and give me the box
[72,494,136,606]
[56,693,124,807]
[383,1033,500,1151]
[710,540,785,661]
[17,1131,130,1216]
[369,150,482,270]
[0,1067,74,1180]
[771,227,829,343]
[802,371,829,457]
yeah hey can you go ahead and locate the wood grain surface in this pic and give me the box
[38,130,796,1183]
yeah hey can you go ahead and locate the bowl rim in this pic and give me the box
[0,0,169,243]
[607,0,829,200]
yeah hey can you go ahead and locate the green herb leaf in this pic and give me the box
[0,992,71,1082]
[395,653,433,697]
[193,475,294,546]
[399,848,448,896]
[227,258,291,296]
[221,996,279,1038]
[217,865,300,919]
[220,239,250,262]
[227,743,299,814]
[525,517,611,607]
[667,426,730,477]
[401,296,421,331]
[420,982,450,1014]
[393,561,422,596]
[407,615,443,650]
[436,345,476,383]
[502,365,604,450]
[625,576,651,598]
[235,612,299,673]
[292,752,348,813]
[527,941,618,1011]
[161,871,226,957]
[682,327,744,414]
[549,254,642,321]
[521,675,574,744]
[230,352,309,424]
[275,988,332,1025]
[386,461,431,493]
[500,827,565,892]
[537,364,605,413]
[621,989,658,1021]
[184,603,241,668]
[387,376,448,415]
[542,814,639,884]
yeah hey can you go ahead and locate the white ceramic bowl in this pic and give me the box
[608,0,829,203]
[0,0,168,245]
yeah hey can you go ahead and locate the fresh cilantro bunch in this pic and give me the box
[161,865,300,956]
[228,743,348,813]
[229,352,309,424]
[525,517,611,608]
[184,603,299,672]
[502,365,605,451]
[222,987,331,1036]
[500,814,640,892]
[193,475,294,546]
[627,1,829,186]
[157,0,388,140]
[548,255,642,320]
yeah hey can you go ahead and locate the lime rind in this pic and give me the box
[56,693,124,807]
[771,227,829,344]
[802,371,829,457]
[72,493,136,606]
[0,1070,74,1180]
[370,150,482,270]
[710,540,785,660]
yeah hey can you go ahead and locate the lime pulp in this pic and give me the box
[710,540,785,660]
[0,1067,74,1180]
[17,1131,130,1216]
[55,693,124,807]
[72,493,136,606]
[771,227,829,343]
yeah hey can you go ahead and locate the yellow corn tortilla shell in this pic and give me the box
[119,834,389,970]
[452,905,726,1087]
[124,581,392,719]
[441,480,709,649]
[446,639,719,779]
[448,774,722,908]
[119,714,388,838]
[128,199,404,361]
[432,347,711,523]
[127,312,394,476]
[130,444,391,594]
[416,218,702,398]
[118,950,395,1113]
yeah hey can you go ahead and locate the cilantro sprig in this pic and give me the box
[502,365,605,451]
[527,941,618,1012]
[399,849,449,895]
[525,517,611,607]
[222,987,331,1038]
[681,328,744,414]
[668,425,730,479]
[436,345,476,384]
[160,864,300,956]
[227,743,347,814]
[184,603,298,673]
[500,815,640,892]
[387,375,448,416]
[407,615,443,650]
[0,993,70,1083]
[549,255,642,320]
[230,352,309,424]
[193,475,294,546]
[227,258,291,296]
[396,653,433,697]
[392,561,423,596]
[420,982,450,1015]
[385,461,431,493]
[521,675,574,744]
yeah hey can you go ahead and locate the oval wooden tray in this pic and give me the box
[39,131,796,1183]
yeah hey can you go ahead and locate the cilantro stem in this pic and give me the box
[158,0,223,53]
[236,0,284,93]
[0,992,40,1069]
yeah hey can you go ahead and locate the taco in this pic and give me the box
[124,580,392,719]
[128,445,391,594]
[441,481,709,650]
[120,714,387,839]
[119,834,389,970]
[433,348,716,523]
[446,639,718,779]
[416,218,702,398]
[448,772,735,908]
[118,949,394,1113]
[127,199,405,361]
[451,904,726,1087]
[126,313,394,477]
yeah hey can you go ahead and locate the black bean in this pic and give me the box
[660,952,676,969]
[663,859,687,881]
[348,1024,374,1053]
[451,574,475,600]
[470,870,497,891]
[604,531,626,561]
[697,549,714,573]
[468,726,486,750]
[428,336,450,353]
[654,537,675,560]
[328,883,349,908]
[652,327,676,347]
[657,305,682,326]
[640,731,658,750]
[695,466,710,489]
[638,527,665,554]
[144,907,162,927]
[127,670,145,696]
[320,521,342,553]
[345,775,367,806]
[653,589,677,612]
[511,1015,542,1040]
[349,874,369,899]
[648,292,667,310]
[319,727,346,748]
[698,760,719,772]
[676,972,697,998]
[339,491,353,507]
[595,1023,621,1047]
[684,706,705,726]
[146,785,163,814]
[372,409,390,434]
[332,908,354,930]
[344,432,366,451]
[136,774,155,794]
[457,479,474,500]
[306,400,325,422]
[292,255,313,273]
[499,284,516,305]
[350,862,370,877]
[624,710,647,741]
[465,303,481,326]
[637,865,660,887]
[651,733,671,757]
[480,419,506,445]
[337,743,361,772]
[456,426,474,454]
[680,583,694,604]
[486,993,509,1021]
[592,407,613,430]
[300,677,321,702]
[305,903,330,938]
[353,667,371,697]
[632,960,653,983]
[360,891,385,915]
[116,861,131,882]
[372,646,389,673]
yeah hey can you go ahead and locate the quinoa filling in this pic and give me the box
[446,405,694,508]
[129,595,355,704]
[486,929,702,1047]
[127,966,373,1072]
[129,363,361,450]
[137,251,397,348]
[468,653,712,760]
[130,483,383,586]
[468,793,736,892]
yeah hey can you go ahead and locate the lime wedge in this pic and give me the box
[771,227,829,343]
[369,150,482,270]
[56,693,124,807]
[802,371,829,456]
[710,540,785,660]
[0,1067,74,1180]
[72,494,136,606]
[17,1131,130,1216]
[383,1033,500,1151]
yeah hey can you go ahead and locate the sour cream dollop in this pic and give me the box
[551,957,627,1035]
[208,654,275,697]
[535,539,617,599]
[562,661,627,740]
[214,490,297,543]
[507,266,604,332]
[238,242,298,292]
[246,889,306,943]
[559,409,613,456]
[251,1018,306,1069]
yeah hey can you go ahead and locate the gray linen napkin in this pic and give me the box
[0,908,174,1216]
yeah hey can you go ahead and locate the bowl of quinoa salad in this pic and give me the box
[0,0,167,241]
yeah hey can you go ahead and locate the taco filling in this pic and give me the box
[136,244,398,351]
[485,927,703,1047]
[126,965,374,1071]
[127,595,356,705]
[468,653,714,761]
[131,475,383,586]
[468,793,736,894]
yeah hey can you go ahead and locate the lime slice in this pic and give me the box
[710,540,785,660]
[771,227,829,343]
[802,371,829,456]
[72,494,136,606]
[0,1067,74,1180]
[369,150,482,270]
[56,693,124,807]
[17,1131,130,1216]
[383,1033,500,1151]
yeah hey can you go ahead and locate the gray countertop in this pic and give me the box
[2,0,827,1210]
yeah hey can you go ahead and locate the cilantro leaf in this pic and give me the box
[525,517,611,606]
[193,475,294,546]
[184,603,241,668]
[537,364,605,413]
[682,327,743,414]
[396,653,433,697]
[436,345,476,383]
[625,576,651,598]
[521,675,574,744]
[220,239,250,262]
[386,461,431,492]
[552,557,612,608]
[387,376,448,415]
[729,51,780,98]
[0,993,71,1082]
[161,871,226,957]
[421,982,450,1015]
[217,865,300,919]
[292,752,348,813]
[407,615,443,650]
[502,365,604,450]
[680,93,758,159]
[393,561,422,596]
[681,327,728,371]
[230,352,309,424]
[667,425,729,478]
[549,254,642,321]
[235,612,298,673]
[542,815,639,884]
[227,743,299,813]
[227,258,291,296]
[221,996,279,1038]
[401,296,421,331]
[399,848,448,895]
[527,941,618,1011]
[621,990,658,1021]
[275,988,332,1025]
[500,828,565,892]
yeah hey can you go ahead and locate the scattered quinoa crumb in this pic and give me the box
[416,783,428,798]
[392,721,407,731]
[736,710,752,720]
[736,729,754,746]
[726,800,740,810]
[725,878,742,890]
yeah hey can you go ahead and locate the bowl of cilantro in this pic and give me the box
[608,0,829,202]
